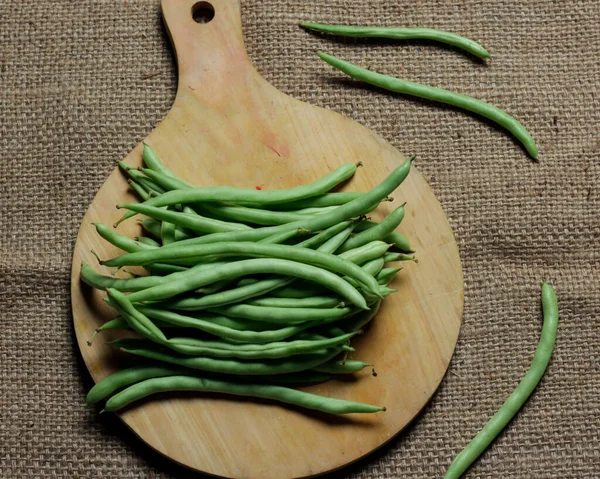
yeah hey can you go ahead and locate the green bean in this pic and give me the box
[123,258,369,309]
[118,161,167,195]
[137,306,314,343]
[118,159,412,238]
[141,167,191,191]
[84,365,186,406]
[269,283,326,299]
[116,162,359,224]
[260,371,332,384]
[353,222,413,252]
[128,179,151,201]
[102,375,383,414]
[101,242,381,298]
[93,223,154,253]
[161,217,176,245]
[248,295,343,309]
[139,219,162,239]
[289,205,340,215]
[259,192,364,210]
[344,257,385,290]
[376,267,401,285]
[135,236,161,247]
[383,252,417,263]
[114,339,345,375]
[160,277,294,310]
[444,283,558,478]
[338,205,405,252]
[313,359,372,374]
[339,240,391,265]
[339,300,381,333]
[301,23,490,59]
[317,52,538,160]
[209,304,354,324]
[142,143,185,183]
[165,332,357,359]
[87,317,128,345]
[198,203,308,226]
[258,228,308,244]
[317,223,356,253]
[106,288,167,343]
[118,204,251,234]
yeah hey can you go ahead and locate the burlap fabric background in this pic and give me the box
[1,0,599,477]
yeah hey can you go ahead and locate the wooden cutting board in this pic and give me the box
[71,0,464,477]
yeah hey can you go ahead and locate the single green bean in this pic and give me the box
[256,192,368,210]
[141,167,191,191]
[338,205,405,252]
[139,219,162,239]
[135,236,161,247]
[209,304,354,324]
[114,339,345,375]
[84,365,187,406]
[317,52,538,160]
[102,375,384,414]
[137,306,310,343]
[353,222,413,252]
[248,295,343,309]
[161,217,176,245]
[301,23,490,59]
[142,143,186,182]
[383,252,417,263]
[198,203,308,226]
[118,204,251,234]
[376,267,402,285]
[93,223,155,253]
[313,359,372,374]
[87,316,128,345]
[444,283,559,478]
[128,179,151,201]
[339,240,391,265]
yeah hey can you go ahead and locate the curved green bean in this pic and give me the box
[209,304,354,324]
[301,23,490,59]
[84,365,186,406]
[339,240,391,265]
[317,52,538,160]
[128,179,151,201]
[135,236,161,247]
[198,203,307,226]
[353,222,413,252]
[252,192,365,210]
[248,295,343,309]
[142,143,185,182]
[339,205,405,253]
[106,288,167,342]
[137,306,311,343]
[102,375,384,414]
[376,267,402,285]
[313,359,372,374]
[444,283,559,478]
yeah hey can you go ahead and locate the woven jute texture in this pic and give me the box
[1,0,599,477]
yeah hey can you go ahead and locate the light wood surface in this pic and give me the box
[71,1,464,477]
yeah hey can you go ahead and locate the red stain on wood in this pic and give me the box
[266,145,281,157]
[255,186,262,190]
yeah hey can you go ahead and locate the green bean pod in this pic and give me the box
[317,52,538,160]
[209,304,354,324]
[338,205,405,253]
[102,375,384,414]
[301,23,491,59]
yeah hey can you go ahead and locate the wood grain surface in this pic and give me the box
[71,0,464,477]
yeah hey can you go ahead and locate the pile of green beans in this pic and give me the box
[82,144,416,415]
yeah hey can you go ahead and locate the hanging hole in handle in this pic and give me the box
[192,1,215,24]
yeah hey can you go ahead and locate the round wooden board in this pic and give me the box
[71,1,464,477]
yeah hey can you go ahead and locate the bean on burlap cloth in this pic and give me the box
[1,1,598,477]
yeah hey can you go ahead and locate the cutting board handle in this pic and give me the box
[161,0,250,93]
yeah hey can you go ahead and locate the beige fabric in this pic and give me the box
[1,0,599,477]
